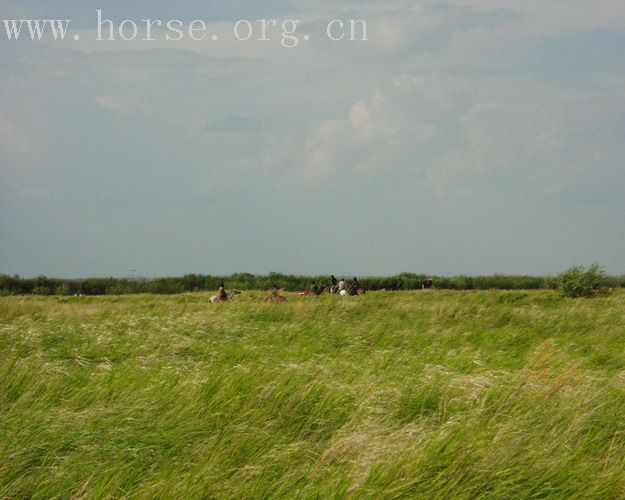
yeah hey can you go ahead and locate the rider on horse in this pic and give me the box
[218,283,228,302]
[349,277,360,295]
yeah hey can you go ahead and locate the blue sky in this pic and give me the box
[1,0,624,277]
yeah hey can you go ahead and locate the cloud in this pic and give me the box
[260,73,464,183]
[96,95,150,114]
[0,113,30,156]
[238,64,625,214]
[367,2,520,53]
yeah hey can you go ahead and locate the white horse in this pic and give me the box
[209,289,241,304]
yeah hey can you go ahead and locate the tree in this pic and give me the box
[558,264,609,298]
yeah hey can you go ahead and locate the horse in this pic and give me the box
[265,293,287,303]
[209,289,241,304]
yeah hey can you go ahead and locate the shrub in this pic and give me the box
[558,264,609,298]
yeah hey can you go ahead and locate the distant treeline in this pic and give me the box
[1,272,624,296]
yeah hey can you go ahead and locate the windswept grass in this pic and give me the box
[1,290,625,498]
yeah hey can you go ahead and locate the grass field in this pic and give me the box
[1,290,625,498]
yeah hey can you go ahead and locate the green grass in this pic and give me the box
[1,290,625,498]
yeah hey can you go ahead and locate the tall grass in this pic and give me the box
[1,291,625,498]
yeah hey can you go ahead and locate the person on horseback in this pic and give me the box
[265,284,286,302]
[350,277,360,295]
[338,278,346,294]
[394,278,404,291]
[330,275,338,294]
[310,280,320,296]
[218,283,228,302]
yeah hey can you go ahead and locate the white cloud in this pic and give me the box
[447,0,625,35]
[260,73,460,183]
[0,113,30,157]
[95,93,157,116]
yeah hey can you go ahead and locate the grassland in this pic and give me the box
[1,290,625,498]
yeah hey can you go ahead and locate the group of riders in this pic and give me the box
[313,275,364,296]
[214,275,365,303]
[214,275,433,302]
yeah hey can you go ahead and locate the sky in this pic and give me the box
[1,0,624,278]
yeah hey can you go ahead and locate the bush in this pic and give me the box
[558,264,609,298]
